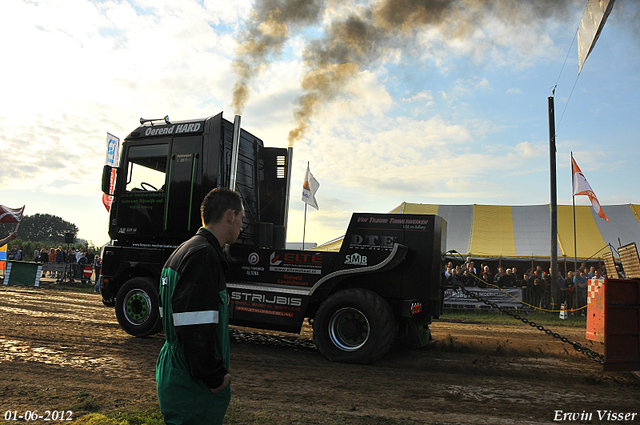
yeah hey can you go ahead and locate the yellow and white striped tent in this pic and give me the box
[314,203,640,260]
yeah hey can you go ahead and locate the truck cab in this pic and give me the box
[100,112,290,335]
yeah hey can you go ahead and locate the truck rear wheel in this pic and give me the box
[313,288,396,364]
[115,277,162,337]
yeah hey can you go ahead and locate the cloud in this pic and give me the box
[296,113,476,195]
[475,77,490,89]
[0,0,244,196]
[510,141,545,160]
[402,90,434,104]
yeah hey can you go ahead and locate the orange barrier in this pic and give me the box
[587,278,640,371]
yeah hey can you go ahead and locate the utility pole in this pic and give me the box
[548,96,558,309]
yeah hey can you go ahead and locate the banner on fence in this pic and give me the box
[444,287,524,308]
[3,261,42,287]
[0,244,6,271]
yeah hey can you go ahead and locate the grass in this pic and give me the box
[440,308,587,328]
[54,283,97,293]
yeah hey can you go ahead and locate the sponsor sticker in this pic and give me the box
[344,252,368,266]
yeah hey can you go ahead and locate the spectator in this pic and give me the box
[461,269,473,287]
[530,278,545,308]
[67,249,77,283]
[0,232,18,249]
[556,271,567,306]
[13,245,23,261]
[493,267,505,287]
[482,265,492,283]
[542,275,551,309]
[501,268,516,288]
[78,253,89,284]
[593,269,604,281]
[520,271,531,303]
[478,273,489,288]
[56,248,64,281]
[48,248,56,277]
[565,271,575,310]
[529,269,543,288]
[450,268,458,284]
[512,267,519,281]
[75,250,83,279]
[574,271,588,313]
[93,256,102,292]
[444,266,453,283]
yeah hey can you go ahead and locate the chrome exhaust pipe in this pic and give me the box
[282,146,294,241]
[229,115,241,191]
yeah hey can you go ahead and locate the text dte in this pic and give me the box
[350,234,396,247]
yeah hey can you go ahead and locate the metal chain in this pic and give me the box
[458,286,605,365]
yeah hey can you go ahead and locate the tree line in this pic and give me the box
[0,213,99,261]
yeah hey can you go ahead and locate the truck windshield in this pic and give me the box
[125,144,168,192]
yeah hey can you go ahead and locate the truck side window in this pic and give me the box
[125,144,169,192]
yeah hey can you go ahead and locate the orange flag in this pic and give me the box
[572,157,608,222]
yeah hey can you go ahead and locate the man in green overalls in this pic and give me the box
[156,188,244,425]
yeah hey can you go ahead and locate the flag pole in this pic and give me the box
[571,152,577,272]
[572,152,578,313]
[302,161,309,250]
[302,203,307,250]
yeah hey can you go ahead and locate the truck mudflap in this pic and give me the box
[402,314,433,348]
[308,242,409,297]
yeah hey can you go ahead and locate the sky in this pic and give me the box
[1,0,639,248]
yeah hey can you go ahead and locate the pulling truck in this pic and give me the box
[100,112,446,364]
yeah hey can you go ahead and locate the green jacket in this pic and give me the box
[156,227,230,425]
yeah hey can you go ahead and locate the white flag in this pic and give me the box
[577,0,616,73]
[302,164,320,210]
[105,132,120,166]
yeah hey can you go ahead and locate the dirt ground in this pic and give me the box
[1,285,639,425]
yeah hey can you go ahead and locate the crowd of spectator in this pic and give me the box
[32,246,101,285]
[8,245,23,260]
[444,257,623,314]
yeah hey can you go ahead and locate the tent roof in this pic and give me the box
[313,203,640,260]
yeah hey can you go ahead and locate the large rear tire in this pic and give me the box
[313,288,397,364]
[115,277,162,337]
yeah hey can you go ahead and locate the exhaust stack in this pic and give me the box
[282,146,294,242]
[229,115,242,191]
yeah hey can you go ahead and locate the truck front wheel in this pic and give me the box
[313,288,396,364]
[115,277,162,337]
